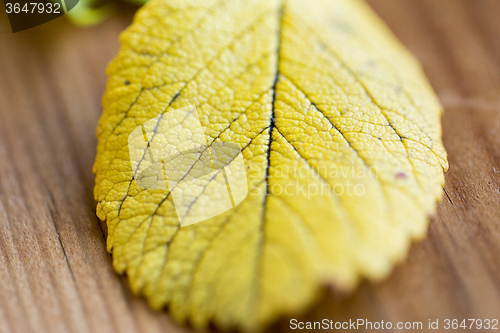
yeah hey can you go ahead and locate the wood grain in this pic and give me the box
[0,0,499,332]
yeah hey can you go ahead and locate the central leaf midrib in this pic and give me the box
[254,0,286,319]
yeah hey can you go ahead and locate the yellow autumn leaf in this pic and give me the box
[93,0,448,331]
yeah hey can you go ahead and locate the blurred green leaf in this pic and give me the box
[65,0,147,26]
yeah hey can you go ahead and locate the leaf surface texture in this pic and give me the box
[94,0,448,330]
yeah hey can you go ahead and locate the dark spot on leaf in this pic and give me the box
[333,20,353,34]
[125,80,130,85]
[395,172,408,180]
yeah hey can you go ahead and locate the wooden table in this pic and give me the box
[0,0,499,332]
